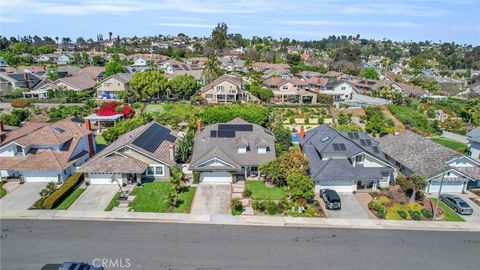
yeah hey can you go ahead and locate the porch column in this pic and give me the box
[257,169,260,178]
[372,181,378,191]
[136,173,141,184]
[244,167,248,179]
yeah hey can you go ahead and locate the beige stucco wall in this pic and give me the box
[97,77,129,92]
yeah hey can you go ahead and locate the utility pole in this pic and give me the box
[432,171,445,221]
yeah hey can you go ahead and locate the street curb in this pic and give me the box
[2,211,480,232]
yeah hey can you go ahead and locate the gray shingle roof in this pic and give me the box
[467,126,480,143]
[377,131,461,178]
[190,118,275,171]
[300,125,393,182]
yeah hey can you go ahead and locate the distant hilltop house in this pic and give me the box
[199,75,245,104]
[96,73,132,99]
[0,117,96,183]
[56,54,72,65]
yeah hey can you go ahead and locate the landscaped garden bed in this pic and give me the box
[429,198,465,222]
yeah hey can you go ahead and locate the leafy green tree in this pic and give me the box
[47,69,59,81]
[363,66,380,80]
[286,173,315,201]
[272,124,292,155]
[210,22,228,52]
[130,70,168,98]
[175,131,194,163]
[249,85,274,102]
[169,74,198,98]
[104,54,125,77]
[337,111,352,125]
[286,53,301,66]
[202,54,223,84]
[261,149,309,186]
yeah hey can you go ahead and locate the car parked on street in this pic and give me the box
[320,189,342,210]
[41,262,104,270]
[439,194,473,215]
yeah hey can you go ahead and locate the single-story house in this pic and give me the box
[467,126,480,161]
[55,75,96,91]
[78,122,177,185]
[378,131,480,193]
[0,117,95,183]
[189,118,276,183]
[300,125,395,193]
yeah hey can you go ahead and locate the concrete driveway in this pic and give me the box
[449,194,480,222]
[0,183,46,212]
[191,183,231,215]
[69,185,119,211]
[323,193,370,219]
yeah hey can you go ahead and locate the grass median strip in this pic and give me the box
[105,192,121,211]
[54,188,85,210]
[0,181,7,198]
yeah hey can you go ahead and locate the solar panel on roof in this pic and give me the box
[131,124,175,153]
[347,132,354,139]
[218,124,253,132]
[353,132,360,139]
[366,139,372,146]
[332,143,340,151]
[372,146,380,153]
[210,130,217,137]
[359,139,367,146]
[339,143,346,151]
[217,130,236,138]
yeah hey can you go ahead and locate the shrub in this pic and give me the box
[42,173,84,209]
[266,201,278,215]
[230,198,244,215]
[368,200,383,211]
[252,200,266,212]
[11,99,29,108]
[312,200,320,207]
[421,208,433,219]
[289,116,295,124]
[410,210,422,220]
[243,188,252,198]
[397,210,408,219]
[377,207,386,218]
[377,195,391,205]
[192,171,200,184]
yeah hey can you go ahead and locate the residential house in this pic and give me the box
[79,66,106,82]
[378,131,480,193]
[250,62,290,72]
[199,75,244,104]
[22,79,60,99]
[96,73,132,99]
[467,127,480,161]
[262,77,318,104]
[0,72,41,93]
[55,75,96,91]
[57,54,71,65]
[300,125,395,193]
[78,122,177,185]
[261,69,293,80]
[0,117,96,183]
[350,79,391,94]
[131,58,148,70]
[317,81,354,101]
[189,118,276,182]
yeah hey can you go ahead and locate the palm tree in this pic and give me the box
[202,55,223,84]
[55,36,59,44]
[109,32,113,41]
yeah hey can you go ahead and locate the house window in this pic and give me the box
[282,85,288,90]
[147,164,164,176]
[206,94,213,99]
[341,86,346,90]
[16,145,22,153]
[355,155,364,163]
[216,86,224,93]
[104,83,111,87]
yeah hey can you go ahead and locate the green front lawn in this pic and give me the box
[105,192,121,211]
[54,188,85,210]
[0,181,7,198]
[430,198,465,222]
[246,180,285,200]
[95,134,108,152]
[431,137,467,153]
[129,182,196,213]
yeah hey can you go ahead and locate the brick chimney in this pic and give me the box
[196,119,201,133]
[0,121,6,143]
[84,119,95,158]
[300,126,305,139]
[23,73,30,89]
[169,143,176,162]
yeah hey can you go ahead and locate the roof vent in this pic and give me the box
[53,127,65,134]
[320,136,330,142]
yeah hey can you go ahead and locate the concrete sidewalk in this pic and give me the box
[2,209,479,232]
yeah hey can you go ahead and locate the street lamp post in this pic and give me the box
[432,171,445,221]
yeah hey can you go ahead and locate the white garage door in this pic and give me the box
[200,172,232,183]
[89,173,122,185]
[318,181,354,193]
[23,171,59,182]
[428,182,464,194]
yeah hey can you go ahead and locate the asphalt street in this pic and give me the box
[1,219,479,270]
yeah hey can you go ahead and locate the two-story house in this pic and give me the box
[78,122,177,185]
[0,72,41,93]
[262,77,318,104]
[300,125,396,193]
[57,55,71,65]
[317,81,354,101]
[0,117,96,183]
[378,131,480,193]
[199,75,244,104]
[189,118,276,182]
[96,73,132,99]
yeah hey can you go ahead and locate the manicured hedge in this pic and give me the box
[42,173,84,209]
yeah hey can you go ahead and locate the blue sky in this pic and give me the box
[1,0,479,44]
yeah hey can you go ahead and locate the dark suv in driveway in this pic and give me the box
[320,189,342,210]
